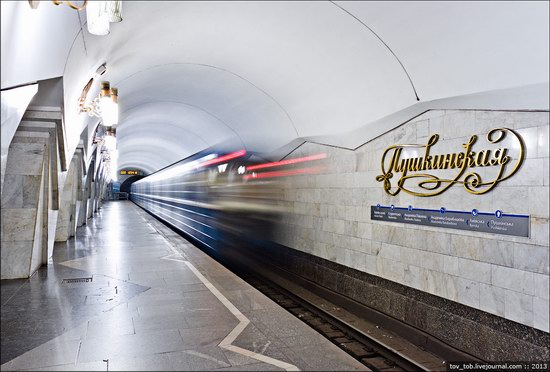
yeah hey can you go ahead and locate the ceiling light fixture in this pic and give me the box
[103,129,117,152]
[86,1,110,36]
[80,80,119,128]
[99,82,119,127]
[99,129,118,182]
[78,63,106,115]
[28,1,122,36]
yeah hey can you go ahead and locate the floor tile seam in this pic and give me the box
[1,281,28,306]
[72,347,230,369]
[137,210,301,371]
[16,361,83,371]
[222,345,299,371]
[183,260,300,371]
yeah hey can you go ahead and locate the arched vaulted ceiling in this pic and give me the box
[2,1,549,173]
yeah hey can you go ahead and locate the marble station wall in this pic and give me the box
[1,109,109,279]
[275,110,549,332]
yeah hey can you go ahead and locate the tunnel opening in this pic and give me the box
[120,175,145,194]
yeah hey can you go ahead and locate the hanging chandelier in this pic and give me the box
[28,1,122,36]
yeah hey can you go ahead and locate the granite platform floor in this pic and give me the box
[1,201,367,371]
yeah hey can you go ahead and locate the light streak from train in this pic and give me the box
[199,150,247,168]
[142,154,217,183]
[137,150,246,184]
[246,153,326,171]
[243,166,324,180]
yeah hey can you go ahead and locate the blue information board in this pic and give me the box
[371,205,529,237]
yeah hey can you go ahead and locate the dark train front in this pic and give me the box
[130,148,291,253]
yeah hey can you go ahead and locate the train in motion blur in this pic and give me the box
[131,147,326,253]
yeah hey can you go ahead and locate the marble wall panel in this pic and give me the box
[1,135,48,278]
[1,208,38,241]
[529,186,550,217]
[492,264,535,295]
[0,241,33,279]
[21,175,42,208]
[479,283,506,317]
[516,126,540,158]
[442,255,460,276]
[505,159,544,187]
[402,264,423,290]
[504,289,534,326]
[451,234,480,260]
[274,109,549,332]
[55,151,81,242]
[534,298,550,332]
[415,119,430,138]
[534,273,550,300]
[513,243,550,274]
[455,277,481,308]
[531,217,549,246]
[47,210,58,261]
[30,168,45,274]
[458,258,491,284]
[4,142,45,175]
[1,174,23,209]
[478,239,514,267]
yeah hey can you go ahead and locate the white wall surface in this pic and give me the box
[0,1,80,89]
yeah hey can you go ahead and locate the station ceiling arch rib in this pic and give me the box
[2,1,548,173]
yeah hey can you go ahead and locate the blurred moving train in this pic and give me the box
[131,147,326,252]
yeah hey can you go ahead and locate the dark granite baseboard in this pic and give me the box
[263,242,550,362]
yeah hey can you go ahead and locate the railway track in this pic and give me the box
[242,275,423,372]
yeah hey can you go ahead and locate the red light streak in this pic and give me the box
[246,153,327,171]
[244,166,324,180]
[199,150,246,168]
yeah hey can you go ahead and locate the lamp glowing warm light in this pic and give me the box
[107,87,119,126]
[104,133,117,152]
[86,1,110,36]
[30,1,123,36]
[99,81,111,108]
[110,150,118,181]
[98,82,119,127]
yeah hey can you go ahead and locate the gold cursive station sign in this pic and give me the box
[376,128,525,197]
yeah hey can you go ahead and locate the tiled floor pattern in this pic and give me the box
[1,201,367,371]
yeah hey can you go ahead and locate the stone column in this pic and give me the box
[55,153,79,242]
[1,132,49,279]
[17,120,61,262]
[74,145,86,229]
[94,163,107,211]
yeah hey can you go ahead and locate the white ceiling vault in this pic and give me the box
[2,1,549,173]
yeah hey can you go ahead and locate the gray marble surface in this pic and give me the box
[1,201,367,371]
[1,136,50,279]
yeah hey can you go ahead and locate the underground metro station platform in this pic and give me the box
[1,1,549,371]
